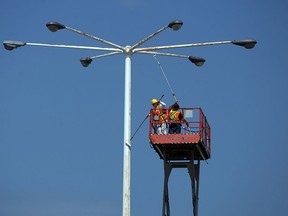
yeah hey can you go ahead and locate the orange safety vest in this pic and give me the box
[153,107,167,123]
[169,110,182,123]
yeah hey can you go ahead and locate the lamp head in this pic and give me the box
[188,56,205,67]
[80,57,92,67]
[46,21,66,32]
[168,20,183,31]
[3,40,26,51]
[232,39,257,49]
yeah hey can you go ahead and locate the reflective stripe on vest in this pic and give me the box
[169,110,180,121]
[153,108,166,122]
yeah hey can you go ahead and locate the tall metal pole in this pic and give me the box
[123,51,132,216]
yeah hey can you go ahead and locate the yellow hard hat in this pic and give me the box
[151,98,158,105]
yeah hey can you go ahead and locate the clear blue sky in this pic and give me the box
[1,0,287,216]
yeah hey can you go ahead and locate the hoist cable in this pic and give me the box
[153,55,178,103]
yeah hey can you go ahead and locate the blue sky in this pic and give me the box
[1,0,288,216]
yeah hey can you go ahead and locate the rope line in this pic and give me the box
[153,55,178,103]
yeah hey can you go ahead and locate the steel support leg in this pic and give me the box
[161,155,201,216]
[187,158,200,216]
[162,158,172,216]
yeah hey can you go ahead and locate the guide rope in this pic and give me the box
[153,55,178,103]
[130,94,164,141]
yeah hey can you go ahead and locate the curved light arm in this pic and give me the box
[134,39,257,52]
[130,20,183,50]
[46,21,125,51]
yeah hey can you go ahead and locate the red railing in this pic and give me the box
[149,107,211,155]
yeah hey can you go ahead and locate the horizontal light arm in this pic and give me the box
[80,51,121,67]
[134,39,257,52]
[136,50,190,58]
[25,42,122,52]
[4,40,123,52]
[134,41,231,51]
[89,51,122,60]
[136,50,205,66]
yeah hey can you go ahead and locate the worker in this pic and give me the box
[151,98,167,134]
[168,102,189,134]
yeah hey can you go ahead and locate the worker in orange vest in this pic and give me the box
[151,98,167,134]
[168,103,189,134]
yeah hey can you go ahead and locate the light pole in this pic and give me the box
[3,20,256,216]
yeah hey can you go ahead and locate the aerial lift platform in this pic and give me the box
[149,107,211,216]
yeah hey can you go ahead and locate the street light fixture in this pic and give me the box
[46,21,66,32]
[3,20,256,216]
[232,39,257,49]
[168,20,183,31]
[188,56,206,67]
[80,57,92,67]
[3,40,26,50]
